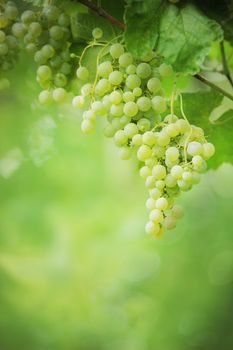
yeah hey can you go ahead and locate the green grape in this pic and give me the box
[165,174,177,188]
[81,119,95,134]
[29,22,42,37]
[72,95,84,108]
[158,63,173,77]
[156,197,168,211]
[76,66,89,81]
[5,5,18,20]
[52,87,67,102]
[131,133,142,146]
[58,13,70,27]
[41,44,55,58]
[119,147,132,160]
[172,205,184,219]
[187,141,203,156]
[114,130,127,146]
[0,30,6,43]
[163,216,176,230]
[146,198,156,210]
[109,70,123,85]
[21,10,36,24]
[84,110,96,122]
[202,142,215,159]
[95,78,111,96]
[43,5,60,21]
[110,90,122,104]
[38,90,52,105]
[49,25,63,40]
[175,119,190,133]
[104,124,115,138]
[123,91,135,102]
[111,117,122,131]
[92,27,103,39]
[81,83,92,96]
[137,145,152,161]
[91,101,106,115]
[124,122,138,138]
[151,96,166,113]
[149,209,163,223]
[152,165,166,180]
[137,118,151,132]
[37,65,52,81]
[149,188,162,200]
[137,96,151,112]
[126,64,136,74]
[126,74,141,89]
[140,166,152,179]
[97,61,113,78]
[12,23,25,38]
[50,55,62,68]
[145,175,156,189]
[54,73,67,87]
[0,14,8,29]
[147,77,161,93]
[133,87,142,97]
[171,165,183,179]
[136,62,152,79]
[157,131,170,147]
[110,103,123,117]
[142,131,156,146]
[0,42,8,55]
[119,52,133,67]
[165,147,179,161]
[124,101,138,117]
[110,43,124,58]
[145,221,160,235]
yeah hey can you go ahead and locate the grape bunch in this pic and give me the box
[0,1,20,90]
[71,29,215,237]
[13,4,74,103]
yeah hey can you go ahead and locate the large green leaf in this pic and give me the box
[177,91,233,168]
[125,1,223,74]
[124,0,166,59]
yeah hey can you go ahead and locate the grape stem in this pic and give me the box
[77,0,125,30]
[220,41,233,88]
[78,0,233,102]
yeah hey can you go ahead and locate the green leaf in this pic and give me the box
[194,0,233,44]
[156,3,223,74]
[177,91,233,168]
[71,11,119,43]
[124,0,166,59]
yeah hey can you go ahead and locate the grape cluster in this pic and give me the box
[11,4,73,103]
[0,1,20,89]
[72,30,215,237]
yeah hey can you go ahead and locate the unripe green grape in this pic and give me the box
[97,61,113,78]
[124,101,138,117]
[60,62,71,75]
[110,90,122,104]
[37,65,52,81]
[171,165,183,179]
[147,77,161,93]
[149,209,163,223]
[192,155,204,171]
[149,188,162,200]
[175,119,190,133]
[152,164,166,180]
[49,25,63,40]
[141,50,156,62]
[157,131,170,147]
[21,10,36,24]
[140,165,152,179]
[95,78,111,96]
[114,130,127,146]
[43,5,60,21]
[5,5,18,20]
[137,96,151,112]
[124,122,138,138]
[126,74,141,89]
[137,145,152,161]
[123,91,135,102]
[41,44,55,59]
[50,55,62,68]
[163,216,176,230]
[120,115,131,127]
[136,62,152,79]
[54,72,67,87]
[137,118,151,132]
[60,50,71,62]
[92,27,103,39]
[111,117,122,131]
[145,175,156,189]
[131,133,142,146]
[25,42,37,54]
[133,87,142,97]
[110,103,123,117]
[119,146,132,160]
[81,119,95,134]
[187,141,203,156]
[76,66,89,81]
[81,83,92,96]
[152,145,165,158]
[110,43,124,58]
[164,113,178,123]
[58,13,70,26]
[158,63,173,77]
[164,123,179,137]
[166,147,179,161]
[92,101,106,115]
[104,124,115,138]
[152,96,166,113]
[142,131,156,146]
[156,197,168,211]
[146,198,156,210]
[12,23,25,38]
[53,87,67,102]
[102,95,111,110]
[29,22,42,37]
[126,64,136,74]
[177,179,191,191]
[72,95,84,108]
[165,158,178,169]
[156,180,165,190]
[145,158,157,168]
[172,205,184,219]
[182,171,193,184]
[0,42,8,55]
[83,110,96,122]
[165,174,177,188]
[119,52,133,67]
[38,90,52,105]
[202,142,215,159]
[109,70,123,85]
[145,221,160,235]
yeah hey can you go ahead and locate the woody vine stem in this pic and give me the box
[77,0,233,102]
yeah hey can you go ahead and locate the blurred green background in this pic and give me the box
[1,57,233,350]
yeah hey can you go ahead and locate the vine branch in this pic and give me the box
[77,0,125,30]
[78,0,233,102]
[220,41,233,88]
